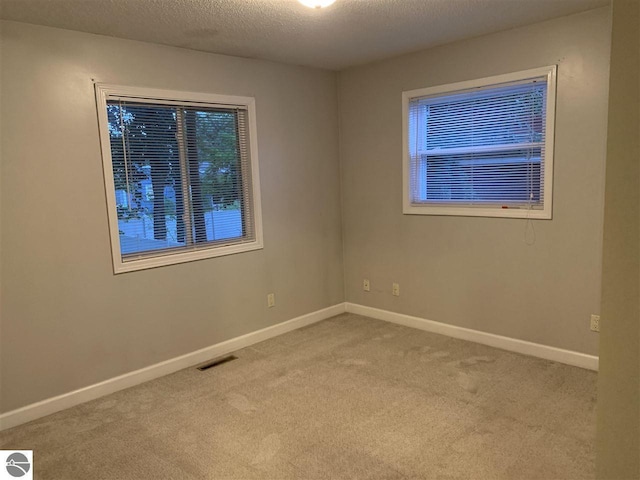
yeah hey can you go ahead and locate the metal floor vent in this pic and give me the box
[197,355,238,371]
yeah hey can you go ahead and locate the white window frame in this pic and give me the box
[402,65,557,219]
[95,84,264,274]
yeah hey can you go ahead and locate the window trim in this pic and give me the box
[402,65,557,219]
[95,83,264,274]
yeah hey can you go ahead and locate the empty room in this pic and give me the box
[0,0,638,479]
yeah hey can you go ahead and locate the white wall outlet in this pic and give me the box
[267,293,276,308]
[590,314,600,332]
[392,283,400,296]
[363,279,370,292]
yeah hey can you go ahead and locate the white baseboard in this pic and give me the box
[0,303,346,431]
[1,302,597,431]
[345,303,598,371]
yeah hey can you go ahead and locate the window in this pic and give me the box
[95,85,263,273]
[403,66,556,219]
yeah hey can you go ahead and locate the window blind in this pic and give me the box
[407,77,548,210]
[106,99,255,261]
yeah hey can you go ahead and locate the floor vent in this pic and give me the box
[197,355,238,371]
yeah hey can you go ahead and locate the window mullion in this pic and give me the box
[176,108,194,246]
[118,101,134,213]
[417,142,544,157]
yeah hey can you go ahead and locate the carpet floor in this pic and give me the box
[0,313,597,479]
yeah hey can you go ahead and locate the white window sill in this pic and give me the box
[403,204,552,219]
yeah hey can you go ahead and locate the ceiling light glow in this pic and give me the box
[298,0,337,8]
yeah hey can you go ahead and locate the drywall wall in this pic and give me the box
[0,21,344,412]
[338,7,611,355]
[596,0,640,477]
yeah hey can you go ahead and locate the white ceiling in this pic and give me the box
[0,0,609,70]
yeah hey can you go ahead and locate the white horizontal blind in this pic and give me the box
[408,77,548,210]
[106,99,255,261]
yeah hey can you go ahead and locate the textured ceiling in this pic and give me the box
[0,0,610,70]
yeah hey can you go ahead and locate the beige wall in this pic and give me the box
[596,1,640,478]
[0,22,344,412]
[338,8,611,356]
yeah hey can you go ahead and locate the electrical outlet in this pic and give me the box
[363,279,370,292]
[267,293,276,308]
[392,283,400,297]
[590,314,600,332]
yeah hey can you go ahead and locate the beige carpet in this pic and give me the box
[0,313,597,479]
